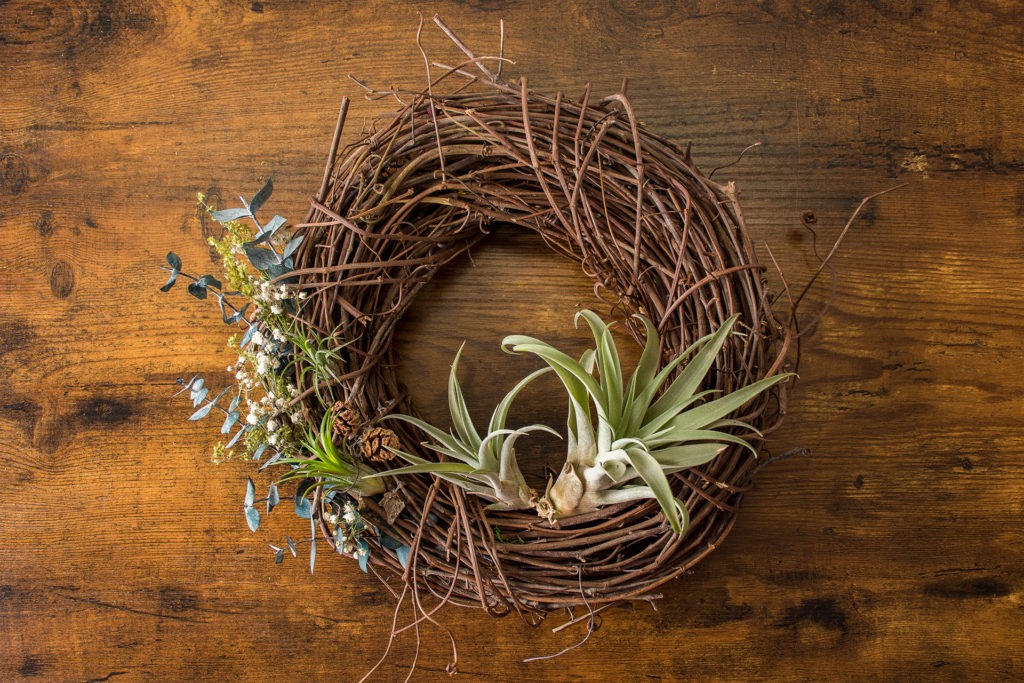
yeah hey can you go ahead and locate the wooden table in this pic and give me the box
[2,2,1021,680]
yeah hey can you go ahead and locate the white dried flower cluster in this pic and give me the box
[326,503,366,556]
[251,280,305,315]
[227,323,301,450]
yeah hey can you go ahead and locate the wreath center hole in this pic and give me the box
[394,225,641,487]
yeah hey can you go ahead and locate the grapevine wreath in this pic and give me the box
[155,17,898,669]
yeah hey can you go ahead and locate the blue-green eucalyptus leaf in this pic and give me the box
[188,402,214,420]
[196,274,222,290]
[244,505,260,532]
[244,232,271,247]
[159,271,178,292]
[267,483,280,513]
[282,235,304,260]
[243,245,278,271]
[258,452,280,469]
[244,477,255,507]
[294,492,313,519]
[210,385,231,406]
[396,544,411,569]
[225,424,246,448]
[379,534,402,551]
[166,252,182,270]
[249,177,273,215]
[286,536,297,557]
[266,261,293,281]
[223,304,249,325]
[240,324,258,348]
[221,411,239,434]
[309,538,316,575]
[187,282,208,300]
[264,214,286,235]
[357,541,369,573]
[211,207,251,223]
[274,547,284,564]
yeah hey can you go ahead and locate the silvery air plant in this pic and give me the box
[381,311,792,535]
[161,179,403,574]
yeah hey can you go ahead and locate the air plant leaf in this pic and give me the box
[644,315,739,427]
[447,345,481,451]
[380,345,555,510]
[659,373,791,435]
[650,442,727,471]
[621,446,683,533]
[396,545,411,569]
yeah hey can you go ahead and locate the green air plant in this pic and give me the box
[369,346,557,511]
[502,311,793,534]
[281,319,352,405]
[275,409,385,497]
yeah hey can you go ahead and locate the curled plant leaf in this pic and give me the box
[186,274,222,301]
[374,346,555,511]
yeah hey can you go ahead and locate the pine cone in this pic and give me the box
[330,400,364,438]
[360,427,399,463]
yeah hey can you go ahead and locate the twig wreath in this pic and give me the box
[161,16,897,676]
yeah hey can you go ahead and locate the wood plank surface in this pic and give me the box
[1,1,1021,680]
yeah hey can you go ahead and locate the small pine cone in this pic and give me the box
[330,401,364,438]
[360,427,399,463]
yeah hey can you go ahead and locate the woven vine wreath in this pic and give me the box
[283,27,795,619]
[163,19,806,661]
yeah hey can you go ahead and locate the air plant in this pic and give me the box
[502,311,793,534]
[275,409,385,497]
[369,346,557,511]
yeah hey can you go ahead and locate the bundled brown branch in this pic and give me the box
[287,21,792,626]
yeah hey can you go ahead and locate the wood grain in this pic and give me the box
[1,1,1021,680]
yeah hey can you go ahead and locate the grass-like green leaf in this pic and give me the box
[625,446,685,533]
